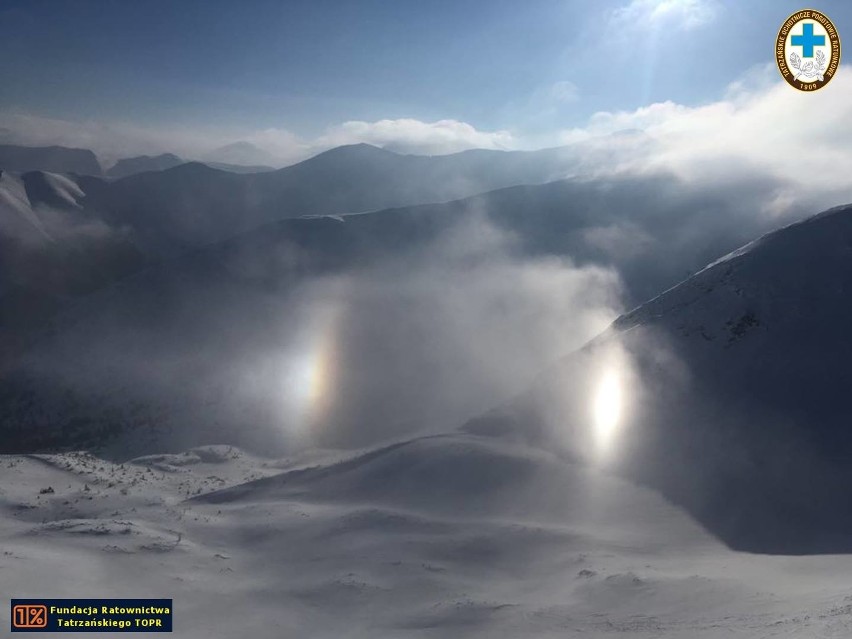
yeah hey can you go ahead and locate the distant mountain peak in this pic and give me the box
[204,141,279,167]
[313,143,396,157]
[293,143,399,170]
[106,153,184,179]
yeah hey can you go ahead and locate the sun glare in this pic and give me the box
[593,369,623,454]
[283,293,345,437]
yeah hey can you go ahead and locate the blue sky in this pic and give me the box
[1,0,850,163]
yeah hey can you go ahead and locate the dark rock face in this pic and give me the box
[0,144,102,175]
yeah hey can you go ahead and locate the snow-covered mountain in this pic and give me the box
[472,203,852,553]
[0,142,605,363]
[3,158,852,634]
[0,172,799,456]
[1,141,798,386]
[79,142,597,255]
[3,202,851,636]
[2,140,846,557]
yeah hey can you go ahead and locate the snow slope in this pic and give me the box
[479,203,852,553]
[2,432,851,638]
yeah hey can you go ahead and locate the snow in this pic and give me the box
[497,202,852,554]
[36,171,86,209]
[3,152,852,636]
[0,171,52,243]
[2,433,851,638]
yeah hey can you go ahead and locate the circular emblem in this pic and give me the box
[776,9,841,91]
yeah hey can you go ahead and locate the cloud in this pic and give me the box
[0,112,516,166]
[610,0,718,32]
[581,222,656,260]
[4,61,852,218]
[207,133,308,166]
[11,209,623,453]
[555,67,852,209]
[549,81,580,105]
[236,213,623,447]
[315,118,516,156]
[497,81,582,137]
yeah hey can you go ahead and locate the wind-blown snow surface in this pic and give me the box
[2,433,851,638]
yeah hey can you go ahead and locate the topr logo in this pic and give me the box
[776,9,841,91]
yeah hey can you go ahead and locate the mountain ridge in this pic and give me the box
[0,144,102,176]
[474,201,852,553]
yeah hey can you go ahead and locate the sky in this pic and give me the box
[1,0,851,164]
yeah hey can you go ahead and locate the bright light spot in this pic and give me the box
[285,334,334,431]
[292,352,325,410]
[593,369,623,453]
[281,290,345,438]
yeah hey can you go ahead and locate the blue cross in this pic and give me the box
[791,22,825,58]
